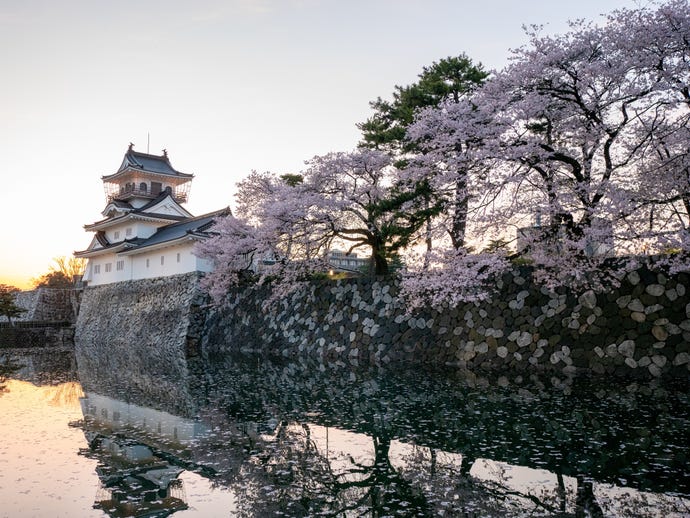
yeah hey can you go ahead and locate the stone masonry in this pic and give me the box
[74,266,690,381]
[74,272,208,416]
[203,267,690,378]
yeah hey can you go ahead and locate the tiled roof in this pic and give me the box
[110,200,133,209]
[103,146,194,180]
[85,211,184,230]
[76,208,229,257]
[119,208,230,254]
[86,192,190,229]
[136,191,183,212]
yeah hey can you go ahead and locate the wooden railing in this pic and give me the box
[106,188,188,203]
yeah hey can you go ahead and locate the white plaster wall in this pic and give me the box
[87,253,132,286]
[85,243,204,286]
[130,243,200,281]
[105,221,159,242]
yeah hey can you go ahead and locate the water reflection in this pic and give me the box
[69,353,690,517]
[0,345,77,387]
[2,347,689,516]
[78,393,205,517]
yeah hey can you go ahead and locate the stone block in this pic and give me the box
[579,290,597,309]
[627,299,645,312]
[673,352,690,366]
[645,284,665,297]
[651,326,669,341]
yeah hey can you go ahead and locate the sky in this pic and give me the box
[0,0,637,288]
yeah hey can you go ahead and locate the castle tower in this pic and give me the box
[102,143,193,208]
[75,144,229,286]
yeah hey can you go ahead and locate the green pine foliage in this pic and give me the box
[0,284,26,325]
[358,54,488,152]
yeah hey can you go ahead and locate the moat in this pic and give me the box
[1,346,689,517]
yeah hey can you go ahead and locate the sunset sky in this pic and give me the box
[0,0,635,288]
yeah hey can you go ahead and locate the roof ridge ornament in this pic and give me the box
[128,142,134,152]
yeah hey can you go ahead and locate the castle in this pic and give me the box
[75,145,228,286]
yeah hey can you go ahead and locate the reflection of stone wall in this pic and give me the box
[204,267,690,377]
[74,273,207,417]
[0,325,74,348]
[0,347,77,384]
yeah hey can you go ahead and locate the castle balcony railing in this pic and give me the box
[104,185,189,204]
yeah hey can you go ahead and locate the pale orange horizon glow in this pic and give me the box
[0,273,36,290]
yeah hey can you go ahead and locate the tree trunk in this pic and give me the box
[450,176,468,250]
[575,475,604,518]
[371,236,389,276]
[556,471,567,516]
[373,252,389,276]
[424,212,433,268]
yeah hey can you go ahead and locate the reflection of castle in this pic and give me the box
[78,392,211,517]
[86,433,188,517]
[80,392,209,443]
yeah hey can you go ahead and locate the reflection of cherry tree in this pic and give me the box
[395,445,567,516]
[328,433,431,516]
[219,360,689,477]
[233,420,432,517]
[233,421,340,517]
[590,483,690,518]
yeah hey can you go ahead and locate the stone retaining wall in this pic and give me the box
[31,288,81,322]
[204,267,690,378]
[74,273,207,416]
[11,290,39,321]
[1,288,80,323]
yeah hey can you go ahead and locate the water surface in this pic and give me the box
[1,348,689,517]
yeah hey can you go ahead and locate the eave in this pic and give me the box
[84,213,185,231]
[116,234,205,256]
[102,166,194,184]
[74,242,133,258]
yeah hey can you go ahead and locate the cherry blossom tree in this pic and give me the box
[195,171,328,303]
[405,0,690,300]
[299,149,437,276]
[198,1,689,308]
[196,149,437,303]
